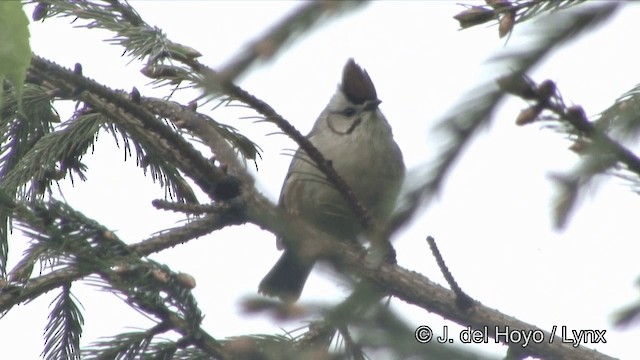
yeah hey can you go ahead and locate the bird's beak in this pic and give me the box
[363,99,382,111]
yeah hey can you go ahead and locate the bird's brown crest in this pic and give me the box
[341,59,378,105]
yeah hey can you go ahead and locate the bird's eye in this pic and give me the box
[342,107,357,117]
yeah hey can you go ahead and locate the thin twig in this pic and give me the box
[220,80,375,230]
[141,97,255,187]
[0,211,241,313]
[152,199,230,215]
[217,1,367,83]
[426,236,474,311]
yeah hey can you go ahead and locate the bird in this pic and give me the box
[259,59,405,302]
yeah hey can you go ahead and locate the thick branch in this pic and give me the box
[243,191,615,360]
[0,148,613,360]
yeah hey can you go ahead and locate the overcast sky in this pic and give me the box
[2,1,640,359]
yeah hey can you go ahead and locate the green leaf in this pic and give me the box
[0,2,32,110]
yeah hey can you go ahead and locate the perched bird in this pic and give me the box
[259,59,405,301]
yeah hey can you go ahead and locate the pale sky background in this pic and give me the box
[2,1,640,359]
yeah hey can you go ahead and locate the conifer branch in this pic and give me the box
[387,1,619,234]
[28,56,227,201]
